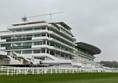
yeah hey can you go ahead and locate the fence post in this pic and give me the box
[11,68,14,75]
[25,68,27,75]
[32,68,34,74]
[37,68,39,74]
[1,66,3,71]
[16,68,18,75]
[51,68,52,74]
[7,67,9,75]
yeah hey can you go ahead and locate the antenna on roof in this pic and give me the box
[21,12,64,22]
[22,16,27,22]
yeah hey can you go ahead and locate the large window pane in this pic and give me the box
[15,29,22,32]
[14,43,21,46]
[1,44,10,47]
[26,35,32,38]
[23,42,32,46]
[15,36,22,39]
[42,34,46,36]
[15,51,21,54]
[41,49,45,53]
[23,28,33,31]
[1,36,11,40]
[22,50,32,54]
[34,34,41,37]
[42,27,46,30]
[33,50,40,53]
[34,27,41,30]
[34,41,42,45]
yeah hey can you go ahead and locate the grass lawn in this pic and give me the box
[0,73,118,83]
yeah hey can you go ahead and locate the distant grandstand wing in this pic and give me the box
[76,42,101,55]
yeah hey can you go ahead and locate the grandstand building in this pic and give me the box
[75,42,101,64]
[0,20,101,66]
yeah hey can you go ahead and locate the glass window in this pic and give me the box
[50,42,55,46]
[26,35,32,38]
[33,50,40,53]
[1,36,11,40]
[34,41,42,45]
[22,50,32,54]
[23,28,33,31]
[42,34,46,36]
[1,44,5,47]
[34,34,41,37]
[14,43,21,46]
[42,27,46,30]
[34,27,41,30]
[15,51,21,54]
[15,29,22,32]
[47,34,50,37]
[1,44,10,47]
[23,42,32,46]
[41,49,45,53]
[1,37,6,40]
[47,41,50,45]
[43,40,46,44]
[15,36,22,38]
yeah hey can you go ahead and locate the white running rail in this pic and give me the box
[0,66,118,75]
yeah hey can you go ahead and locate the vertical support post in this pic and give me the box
[7,67,9,75]
[32,68,34,74]
[16,68,18,75]
[45,48,47,53]
[51,68,52,74]
[25,68,27,75]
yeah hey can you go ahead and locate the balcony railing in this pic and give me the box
[6,38,32,42]
[76,50,95,60]
[6,46,31,50]
[0,30,49,37]
[0,47,6,50]
[52,32,76,46]
[0,39,6,43]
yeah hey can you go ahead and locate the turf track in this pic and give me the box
[0,73,118,83]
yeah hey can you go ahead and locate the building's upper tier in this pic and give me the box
[0,21,74,37]
[8,21,71,30]
[76,42,101,55]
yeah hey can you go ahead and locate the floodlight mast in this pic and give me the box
[22,12,64,22]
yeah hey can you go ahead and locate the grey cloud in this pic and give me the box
[0,0,118,61]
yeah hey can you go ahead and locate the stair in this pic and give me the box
[8,56,22,64]
[8,52,35,64]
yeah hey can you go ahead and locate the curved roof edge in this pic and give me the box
[76,42,101,55]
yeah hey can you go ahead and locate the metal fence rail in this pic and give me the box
[0,66,118,75]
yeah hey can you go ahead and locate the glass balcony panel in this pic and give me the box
[6,38,32,42]
[34,41,42,45]
[22,50,32,54]
[23,42,32,46]
[33,50,40,53]
[6,46,31,49]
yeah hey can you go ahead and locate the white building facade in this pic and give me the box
[0,21,77,65]
[0,20,101,66]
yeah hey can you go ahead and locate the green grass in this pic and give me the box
[0,73,118,83]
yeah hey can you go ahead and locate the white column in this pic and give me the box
[49,50,50,54]
[45,48,47,53]
[45,40,47,45]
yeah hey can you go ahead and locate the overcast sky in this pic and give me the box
[0,0,118,62]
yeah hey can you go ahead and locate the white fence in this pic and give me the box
[0,66,117,75]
